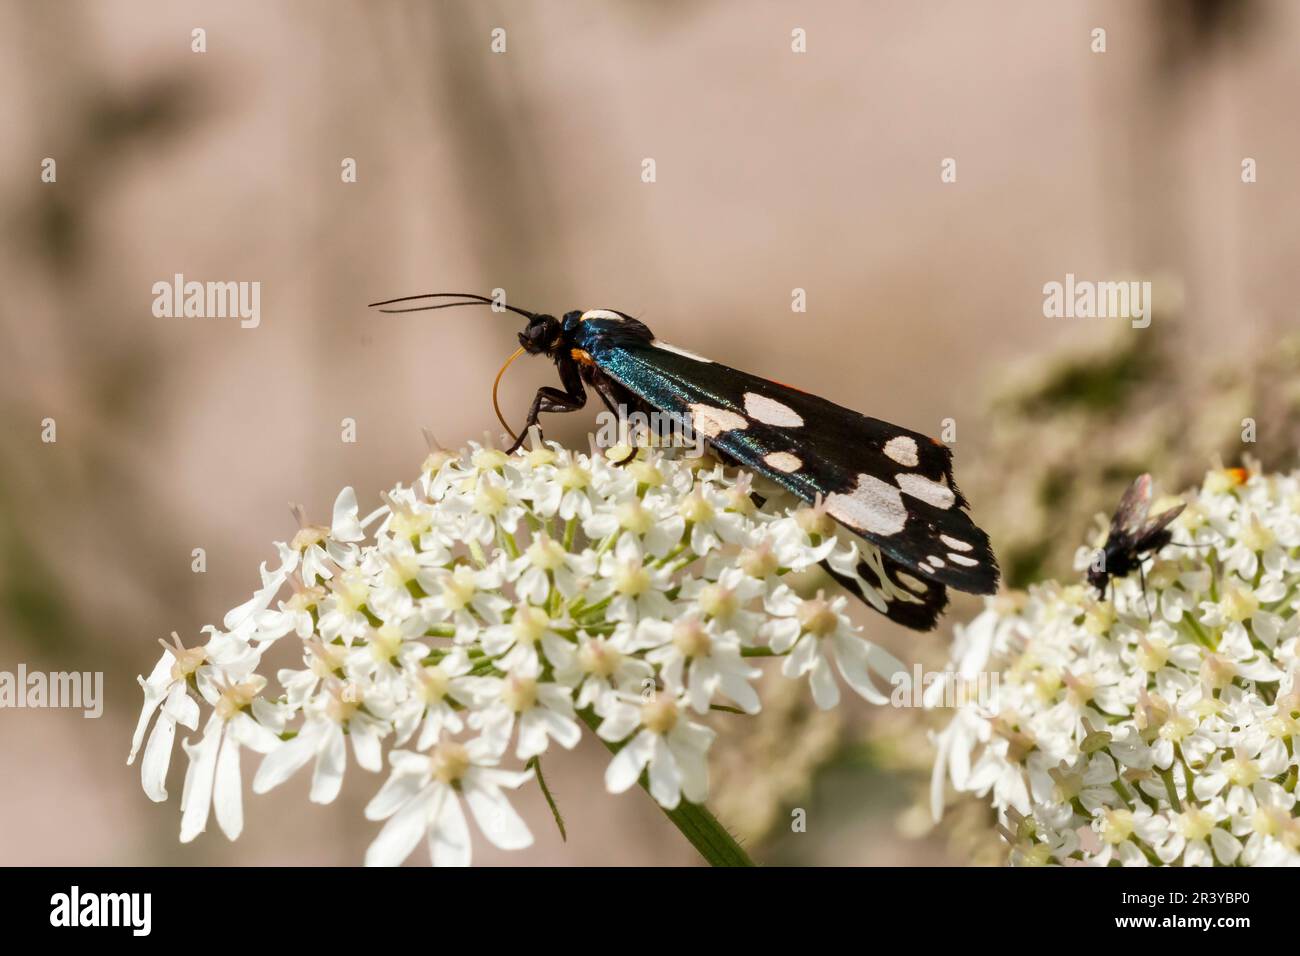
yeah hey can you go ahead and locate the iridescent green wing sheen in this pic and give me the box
[585,334,999,599]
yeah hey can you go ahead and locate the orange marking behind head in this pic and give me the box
[571,348,595,366]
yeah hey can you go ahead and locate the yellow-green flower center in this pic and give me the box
[797,597,838,637]
[641,697,679,734]
[512,605,550,644]
[672,618,713,658]
[578,638,622,677]
[503,674,538,713]
[614,560,650,597]
[430,741,471,784]
[526,535,567,571]
[697,583,738,622]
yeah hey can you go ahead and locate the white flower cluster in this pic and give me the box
[931,465,1300,866]
[129,436,905,865]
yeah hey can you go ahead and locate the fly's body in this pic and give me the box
[1087,473,1186,598]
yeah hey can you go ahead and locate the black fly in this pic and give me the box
[1087,473,1185,602]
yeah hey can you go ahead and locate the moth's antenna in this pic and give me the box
[492,346,527,443]
[368,291,536,320]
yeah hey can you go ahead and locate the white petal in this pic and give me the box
[429,787,472,867]
[163,683,200,730]
[473,767,534,790]
[596,703,640,743]
[365,766,428,821]
[310,723,347,805]
[331,486,365,542]
[782,633,818,677]
[139,714,176,802]
[213,730,244,841]
[647,734,683,809]
[605,730,654,794]
[809,654,840,709]
[178,720,223,843]
[515,710,551,760]
[253,725,320,794]
[1210,827,1242,865]
[465,778,534,851]
[365,785,433,866]
[929,727,952,821]
[538,708,581,750]
[672,736,710,804]
[230,712,280,754]
[127,657,173,763]
[832,633,891,704]
[350,720,383,772]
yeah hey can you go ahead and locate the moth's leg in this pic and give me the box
[588,374,640,467]
[506,358,586,454]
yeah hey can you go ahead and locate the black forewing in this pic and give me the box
[591,338,999,596]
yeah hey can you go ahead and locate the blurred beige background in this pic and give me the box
[0,0,1296,865]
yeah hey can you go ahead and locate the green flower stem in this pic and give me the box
[577,709,754,867]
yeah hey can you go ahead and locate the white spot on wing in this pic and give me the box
[940,534,973,552]
[896,472,956,510]
[744,393,804,427]
[688,403,748,438]
[947,553,979,567]
[581,309,624,322]
[652,340,712,363]
[927,555,946,568]
[883,435,919,467]
[824,473,907,536]
[763,451,802,473]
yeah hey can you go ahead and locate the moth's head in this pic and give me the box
[517,314,561,355]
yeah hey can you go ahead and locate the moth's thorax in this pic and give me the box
[565,309,655,355]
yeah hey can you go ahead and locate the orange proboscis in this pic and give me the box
[492,346,527,442]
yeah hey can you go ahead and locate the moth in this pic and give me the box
[1086,473,1185,598]
[371,292,1000,630]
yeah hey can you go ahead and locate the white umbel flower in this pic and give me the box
[132,436,914,864]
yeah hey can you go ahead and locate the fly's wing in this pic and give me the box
[1133,502,1186,551]
[1110,474,1154,537]
[591,338,999,596]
